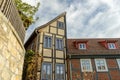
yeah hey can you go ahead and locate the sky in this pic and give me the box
[22,0,120,41]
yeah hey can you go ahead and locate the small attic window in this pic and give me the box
[107,43,116,49]
[79,43,86,49]
[98,40,118,49]
[57,21,65,29]
[73,40,88,50]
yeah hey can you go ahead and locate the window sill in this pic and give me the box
[43,47,52,49]
[96,70,108,72]
[55,49,64,51]
[82,70,93,72]
[58,28,65,30]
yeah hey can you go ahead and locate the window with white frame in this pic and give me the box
[56,38,63,50]
[80,59,93,72]
[57,21,65,29]
[41,63,52,80]
[95,59,108,72]
[44,36,52,48]
[117,59,120,69]
[55,64,65,80]
[79,43,86,49]
[108,43,116,49]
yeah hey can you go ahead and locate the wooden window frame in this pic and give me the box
[80,59,93,72]
[95,59,108,72]
[44,36,52,48]
[41,62,52,80]
[107,43,116,49]
[56,38,64,50]
[79,43,86,50]
[55,64,65,80]
[117,59,120,69]
[57,21,65,29]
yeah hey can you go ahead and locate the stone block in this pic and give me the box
[0,55,6,71]
[1,68,11,80]
[0,11,25,80]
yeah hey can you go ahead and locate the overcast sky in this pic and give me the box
[22,0,120,41]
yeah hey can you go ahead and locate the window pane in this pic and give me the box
[60,66,63,74]
[42,63,52,80]
[55,64,64,80]
[59,40,63,49]
[44,36,52,48]
[56,66,59,74]
[95,59,108,71]
[44,36,48,47]
[42,65,46,79]
[58,21,64,29]
[47,66,50,74]
[81,59,92,72]
[56,38,63,50]
[48,37,52,48]
[57,39,59,49]
[108,43,116,49]
[80,44,83,48]
[79,43,86,49]
[117,59,120,69]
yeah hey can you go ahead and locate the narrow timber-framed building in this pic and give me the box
[24,12,67,80]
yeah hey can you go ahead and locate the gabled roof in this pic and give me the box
[24,12,66,47]
[36,12,66,31]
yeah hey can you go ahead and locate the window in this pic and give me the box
[57,21,65,29]
[95,59,108,72]
[56,38,63,50]
[108,43,116,49]
[41,63,52,80]
[79,43,86,49]
[117,59,120,69]
[80,59,93,72]
[44,36,52,48]
[30,43,34,49]
[55,64,65,80]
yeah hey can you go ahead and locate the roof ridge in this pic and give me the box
[36,12,66,31]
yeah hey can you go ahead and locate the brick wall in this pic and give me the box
[68,58,120,80]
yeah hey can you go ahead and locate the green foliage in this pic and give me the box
[14,0,40,29]
[23,50,36,79]
[25,50,35,62]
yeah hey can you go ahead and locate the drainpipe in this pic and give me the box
[35,29,39,53]
[35,29,40,80]
[70,55,72,80]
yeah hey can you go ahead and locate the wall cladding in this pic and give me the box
[0,11,25,80]
[0,0,25,43]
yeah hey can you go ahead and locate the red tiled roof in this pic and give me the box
[67,38,120,55]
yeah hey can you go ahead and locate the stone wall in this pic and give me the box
[0,0,25,43]
[0,11,25,80]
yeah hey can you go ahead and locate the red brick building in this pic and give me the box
[67,38,120,80]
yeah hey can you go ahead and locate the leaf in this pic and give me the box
[14,0,40,30]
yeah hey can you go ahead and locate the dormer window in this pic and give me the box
[99,40,118,49]
[107,43,116,49]
[73,40,88,50]
[79,43,86,49]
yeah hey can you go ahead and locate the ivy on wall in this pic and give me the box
[22,50,41,80]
